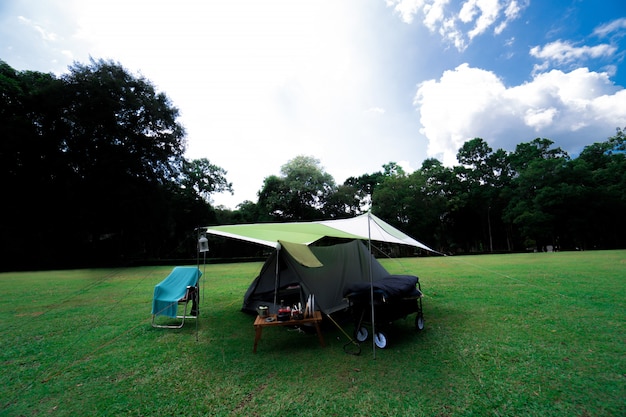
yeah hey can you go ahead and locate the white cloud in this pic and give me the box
[441,16,467,50]
[495,0,521,34]
[503,0,522,19]
[397,160,416,173]
[424,0,448,31]
[414,63,506,164]
[530,40,617,66]
[524,107,558,130]
[460,0,500,40]
[415,64,626,165]
[386,0,427,24]
[593,17,626,38]
[60,50,73,59]
[387,0,527,50]
[367,107,387,114]
[18,15,59,41]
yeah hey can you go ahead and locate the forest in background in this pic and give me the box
[2,59,625,270]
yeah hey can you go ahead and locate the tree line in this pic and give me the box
[218,132,626,255]
[2,58,625,270]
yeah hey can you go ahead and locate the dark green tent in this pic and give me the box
[242,240,391,315]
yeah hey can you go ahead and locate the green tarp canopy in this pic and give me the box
[203,212,434,253]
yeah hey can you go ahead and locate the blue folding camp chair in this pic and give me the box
[151,266,202,329]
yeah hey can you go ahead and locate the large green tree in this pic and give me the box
[0,59,229,269]
[502,138,570,250]
[452,138,513,252]
[257,155,336,220]
[561,128,626,249]
[56,59,188,260]
[1,61,70,267]
[343,171,383,210]
[179,158,232,202]
[372,167,441,253]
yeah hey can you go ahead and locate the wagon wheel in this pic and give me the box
[415,313,425,331]
[374,331,388,349]
[354,326,368,342]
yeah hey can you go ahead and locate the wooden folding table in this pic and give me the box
[253,310,325,353]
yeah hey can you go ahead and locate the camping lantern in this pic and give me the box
[198,235,209,253]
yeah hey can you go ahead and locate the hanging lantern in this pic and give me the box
[198,235,209,253]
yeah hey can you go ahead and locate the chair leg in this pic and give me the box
[152,301,192,329]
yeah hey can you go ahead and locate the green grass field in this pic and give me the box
[1,251,624,416]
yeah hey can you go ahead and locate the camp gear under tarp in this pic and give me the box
[203,212,435,252]
[343,274,424,349]
[151,266,201,328]
[203,212,433,354]
[242,240,392,315]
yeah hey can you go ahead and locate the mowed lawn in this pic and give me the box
[1,250,624,416]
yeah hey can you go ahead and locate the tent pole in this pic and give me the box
[196,227,201,342]
[368,212,376,359]
[195,227,209,342]
[273,243,281,309]
[198,249,207,343]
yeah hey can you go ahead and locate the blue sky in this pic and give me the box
[1,0,625,208]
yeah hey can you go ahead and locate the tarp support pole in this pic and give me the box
[273,243,281,309]
[368,212,376,360]
[195,227,203,342]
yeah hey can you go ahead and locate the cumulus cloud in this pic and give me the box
[387,0,527,50]
[414,64,626,165]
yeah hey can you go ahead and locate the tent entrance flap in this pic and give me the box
[279,240,323,267]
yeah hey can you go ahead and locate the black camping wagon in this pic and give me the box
[343,274,424,349]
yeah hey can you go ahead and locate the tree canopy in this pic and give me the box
[257,155,337,220]
[0,59,231,270]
